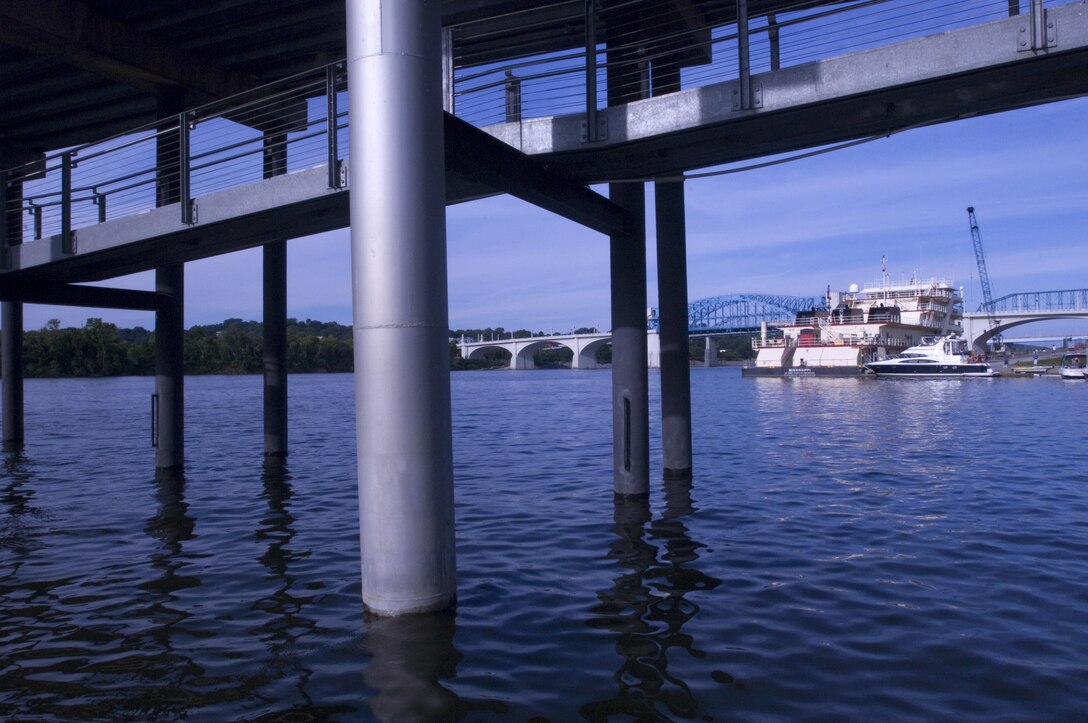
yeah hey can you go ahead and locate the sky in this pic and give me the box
[21,95,1088,339]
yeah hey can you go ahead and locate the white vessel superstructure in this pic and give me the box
[744,275,965,376]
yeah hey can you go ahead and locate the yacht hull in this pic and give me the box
[865,363,996,377]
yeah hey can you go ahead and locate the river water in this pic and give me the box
[1,369,1086,721]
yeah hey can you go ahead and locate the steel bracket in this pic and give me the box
[580,116,607,143]
[1018,3,1055,52]
[732,82,763,111]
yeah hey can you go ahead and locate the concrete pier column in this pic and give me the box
[347,0,456,615]
[263,241,288,457]
[704,337,717,367]
[2,302,24,452]
[155,265,184,469]
[610,182,649,497]
[655,180,692,480]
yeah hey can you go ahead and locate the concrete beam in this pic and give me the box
[0,0,261,102]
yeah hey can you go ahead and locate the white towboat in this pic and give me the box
[1058,352,1087,380]
[743,273,967,377]
[865,335,997,377]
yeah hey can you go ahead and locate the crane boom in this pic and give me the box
[967,206,999,333]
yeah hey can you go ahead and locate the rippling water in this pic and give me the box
[2,369,1087,720]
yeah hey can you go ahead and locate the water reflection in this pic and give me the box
[362,609,508,721]
[0,452,43,560]
[254,460,318,704]
[582,481,722,721]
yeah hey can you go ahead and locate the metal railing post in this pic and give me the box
[442,28,455,114]
[0,171,7,269]
[1030,0,1045,51]
[94,192,106,223]
[30,205,41,240]
[585,0,598,142]
[737,0,751,110]
[179,113,193,225]
[61,152,74,253]
[504,70,522,123]
[327,63,341,189]
[769,12,781,71]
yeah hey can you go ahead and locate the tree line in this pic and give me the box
[17,318,354,377]
[3,319,753,378]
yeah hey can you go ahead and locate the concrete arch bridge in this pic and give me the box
[963,289,1088,351]
[461,293,824,368]
[460,332,612,369]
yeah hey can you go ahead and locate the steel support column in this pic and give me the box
[263,134,288,458]
[610,183,649,495]
[2,302,24,452]
[655,180,692,480]
[263,240,288,457]
[153,90,185,470]
[347,0,456,616]
[1,173,23,453]
[154,265,184,469]
[606,16,649,497]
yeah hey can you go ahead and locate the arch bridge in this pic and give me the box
[963,289,1088,350]
[677,294,826,334]
[463,293,826,369]
[461,332,612,370]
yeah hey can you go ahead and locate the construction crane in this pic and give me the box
[966,206,1001,343]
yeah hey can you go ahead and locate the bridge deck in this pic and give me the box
[2,2,1087,291]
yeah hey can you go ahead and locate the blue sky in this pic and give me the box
[24,95,1088,338]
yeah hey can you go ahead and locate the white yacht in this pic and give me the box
[865,335,997,377]
[744,274,966,377]
[1058,352,1087,380]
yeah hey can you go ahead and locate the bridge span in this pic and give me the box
[964,289,1088,350]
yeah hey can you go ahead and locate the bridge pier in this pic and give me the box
[348,0,456,615]
[655,180,692,480]
[704,337,717,367]
[2,302,24,453]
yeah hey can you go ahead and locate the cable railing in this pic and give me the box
[0,0,1073,268]
[450,0,1061,127]
[0,63,348,264]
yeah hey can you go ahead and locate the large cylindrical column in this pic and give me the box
[155,265,184,469]
[655,180,692,480]
[610,183,649,496]
[2,301,24,452]
[263,240,288,457]
[347,0,456,615]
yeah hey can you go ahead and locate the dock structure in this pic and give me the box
[2,0,1088,615]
